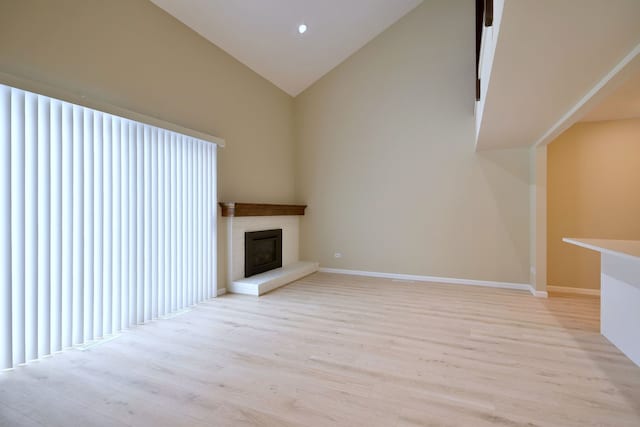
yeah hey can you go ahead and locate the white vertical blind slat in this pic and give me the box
[135,124,143,325]
[186,140,192,306]
[36,96,50,358]
[190,142,195,306]
[158,130,165,316]
[151,128,158,319]
[198,143,203,302]
[163,132,170,314]
[61,103,73,349]
[181,137,187,308]
[195,144,200,304]
[176,137,183,310]
[208,145,212,297]
[93,112,103,339]
[50,100,62,353]
[12,89,26,366]
[24,92,38,362]
[72,105,84,345]
[112,117,121,334]
[205,145,210,298]
[103,115,113,336]
[104,116,110,334]
[170,134,177,312]
[204,144,209,298]
[0,82,220,370]
[207,144,212,298]
[214,146,218,297]
[130,122,138,329]
[0,86,11,369]
[143,126,150,322]
[120,120,129,331]
[202,144,207,299]
[83,110,94,343]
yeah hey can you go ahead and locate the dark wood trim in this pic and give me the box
[476,0,493,101]
[219,202,307,217]
[485,0,494,27]
[476,0,484,100]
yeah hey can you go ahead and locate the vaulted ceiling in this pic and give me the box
[151,0,423,96]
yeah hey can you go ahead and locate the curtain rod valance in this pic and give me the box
[0,71,225,147]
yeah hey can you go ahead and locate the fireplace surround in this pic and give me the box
[220,202,318,295]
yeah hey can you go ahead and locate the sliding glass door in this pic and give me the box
[0,83,217,370]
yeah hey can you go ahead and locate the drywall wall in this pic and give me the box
[548,118,640,290]
[0,0,296,291]
[295,0,531,284]
[531,145,547,293]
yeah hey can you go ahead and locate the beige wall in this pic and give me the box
[547,118,640,290]
[1,0,535,287]
[294,0,531,284]
[0,0,295,203]
[0,0,296,290]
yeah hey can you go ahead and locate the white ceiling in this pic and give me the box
[476,0,640,150]
[580,71,640,122]
[151,0,423,97]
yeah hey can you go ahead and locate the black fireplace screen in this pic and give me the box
[244,229,282,277]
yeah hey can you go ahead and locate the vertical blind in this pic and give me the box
[0,84,217,370]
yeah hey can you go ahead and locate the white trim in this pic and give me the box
[0,71,225,147]
[318,267,546,297]
[217,287,227,297]
[530,289,549,298]
[534,42,640,147]
[547,285,600,296]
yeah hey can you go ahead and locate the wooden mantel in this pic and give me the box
[219,202,307,217]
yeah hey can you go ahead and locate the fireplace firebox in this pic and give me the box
[244,229,283,277]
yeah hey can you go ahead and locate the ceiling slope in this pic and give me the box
[151,0,422,97]
[476,0,640,150]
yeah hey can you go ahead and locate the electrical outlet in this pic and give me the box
[334,252,342,258]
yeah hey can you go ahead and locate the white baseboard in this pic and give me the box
[547,285,600,296]
[216,287,227,297]
[530,289,549,298]
[318,267,547,298]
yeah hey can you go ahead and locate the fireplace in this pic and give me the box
[244,229,283,277]
[221,202,317,295]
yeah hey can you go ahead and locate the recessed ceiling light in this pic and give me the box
[298,24,308,34]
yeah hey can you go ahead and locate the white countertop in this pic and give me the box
[563,238,640,262]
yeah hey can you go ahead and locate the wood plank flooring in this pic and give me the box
[1,272,639,426]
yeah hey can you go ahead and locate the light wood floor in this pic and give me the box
[1,272,639,427]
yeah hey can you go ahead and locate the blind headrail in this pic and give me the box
[0,71,225,147]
